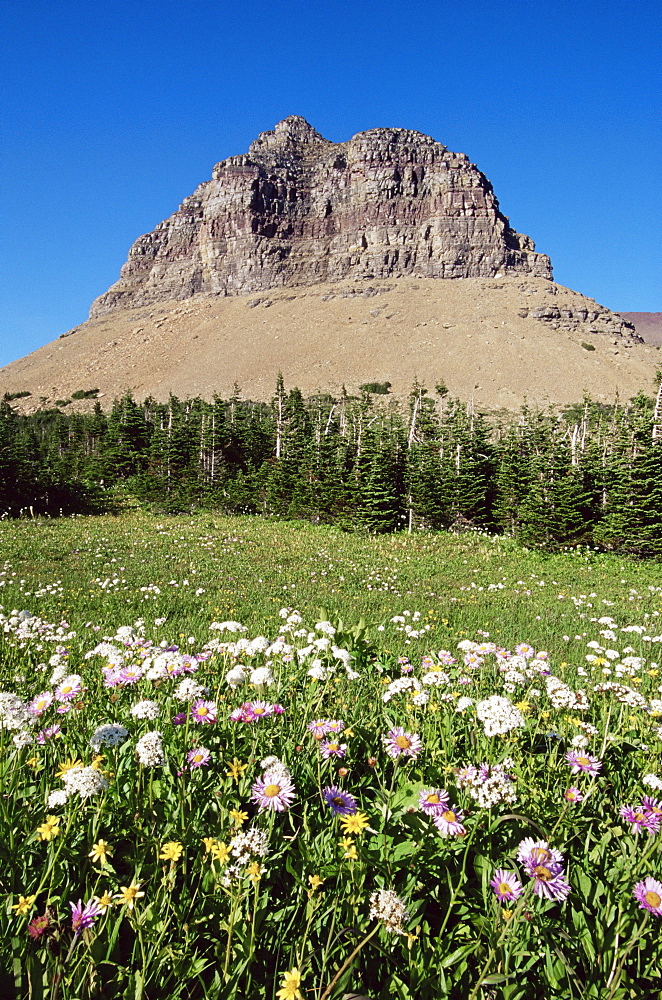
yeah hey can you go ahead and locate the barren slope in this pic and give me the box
[1,277,657,413]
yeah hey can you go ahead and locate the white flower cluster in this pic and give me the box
[229,827,270,865]
[463,765,518,808]
[209,620,247,633]
[545,676,590,711]
[475,695,525,737]
[13,729,33,748]
[135,730,165,767]
[0,691,31,730]
[260,755,291,782]
[369,888,410,935]
[592,681,647,708]
[421,670,451,688]
[174,678,207,702]
[89,723,129,750]
[131,700,160,720]
[47,789,69,809]
[643,773,662,791]
[62,765,109,799]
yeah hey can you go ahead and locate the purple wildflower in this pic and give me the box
[172,711,188,725]
[525,864,571,901]
[381,727,422,759]
[564,787,584,803]
[322,786,357,815]
[190,700,217,724]
[70,898,103,935]
[187,747,211,769]
[517,839,564,869]
[28,692,53,716]
[633,877,662,916]
[418,788,450,816]
[490,869,524,902]
[250,770,296,812]
[319,739,347,760]
[433,805,465,837]
[620,805,661,834]
[564,751,602,777]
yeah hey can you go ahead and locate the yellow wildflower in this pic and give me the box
[246,861,262,883]
[55,758,83,778]
[339,836,358,860]
[344,728,355,737]
[89,839,113,865]
[93,891,114,910]
[201,836,217,853]
[308,874,324,891]
[159,841,183,862]
[91,754,106,770]
[26,756,42,769]
[339,811,370,836]
[226,758,249,782]
[210,841,230,865]
[228,808,248,827]
[11,894,37,915]
[515,701,531,715]
[276,967,304,1000]
[36,816,60,842]
[115,883,145,909]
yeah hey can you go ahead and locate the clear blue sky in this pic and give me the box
[1,0,660,368]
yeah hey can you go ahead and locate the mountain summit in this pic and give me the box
[90,116,552,316]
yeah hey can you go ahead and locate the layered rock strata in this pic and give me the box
[90,116,552,316]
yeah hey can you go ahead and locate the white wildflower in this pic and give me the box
[135,730,165,767]
[369,888,409,935]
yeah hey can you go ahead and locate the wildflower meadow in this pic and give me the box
[0,512,661,999]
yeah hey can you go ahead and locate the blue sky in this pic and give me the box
[1,0,660,368]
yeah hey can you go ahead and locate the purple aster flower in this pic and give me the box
[246,700,274,720]
[116,667,143,685]
[490,869,524,902]
[172,711,188,725]
[418,788,450,816]
[29,692,53,716]
[190,700,217,724]
[36,724,61,744]
[320,739,347,760]
[250,771,296,812]
[633,877,662,916]
[455,764,479,786]
[525,864,571,901]
[642,796,662,822]
[517,839,564,869]
[564,751,602,777]
[564,787,584,803]
[322,786,357,815]
[27,913,50,940]
[187,747,211,769]
[381,727,422,759]
[54,676,82,702]
[308,719,332,738]
[70,898,103,935]
[433,805,465,837]
[56,704,73,715]
[620,805,662,834]
[272,703,285,714]
[326,719,345,733]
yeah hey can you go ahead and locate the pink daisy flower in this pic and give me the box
[564,751,602,777]
[320,739,347,760]
[620,805,661,834]
[418,788,450,816]
[642,796,662,821]
[526,864,571,901]
[381,727,422,759]
[247,700,274,720]
[517,839,564,869]
[70,898,103,935]
[190,700,217,724]
[308,719,332,739]
[433,805,465,837]
[29,692,53,716]
[633,877,662,916]
[251,771,296,812]
[54,675,82,701]
[490,869,524,902]
[564,787,584,803]
[187,747,211,768]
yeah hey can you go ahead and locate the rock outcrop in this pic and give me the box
[90,116,552,316]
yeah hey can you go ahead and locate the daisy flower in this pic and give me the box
[339,811,370,836]
[564,787,584,803]
[319,739,347,759]
[322,786,357,815]
[251,771,296,812]
[516,839,564,869]
[190,700,217,724]
[433,806,465,837]
[381,727,422,759]
[187,747,211,769]
[633,877,662,916]
[490,869,524,902]
[620,805,661,834]
[70,898,102,935]
[307,719,330,739]
[564,751,602,776]
[525,864,571,901]
[418,788,450,815]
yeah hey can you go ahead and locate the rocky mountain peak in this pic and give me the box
[90,118,553,317]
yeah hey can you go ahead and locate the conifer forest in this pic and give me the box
[2,374,662,556]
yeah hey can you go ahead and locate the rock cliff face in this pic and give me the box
[90,116,552,316]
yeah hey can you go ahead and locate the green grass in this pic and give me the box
[0,512,661,1000]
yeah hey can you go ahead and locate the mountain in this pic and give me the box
[1,117,657,412]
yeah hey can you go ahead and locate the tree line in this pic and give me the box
[2,373,662,555]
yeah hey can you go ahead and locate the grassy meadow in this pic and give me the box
[0,511,661,999]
